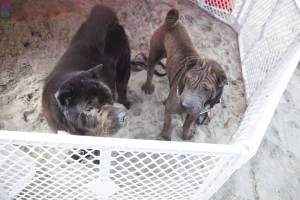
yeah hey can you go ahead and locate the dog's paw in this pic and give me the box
[119,99,131,109]
[182,133,194,140]
[142,83,155,94]
[123,101,131,109]
[156,136,171,141]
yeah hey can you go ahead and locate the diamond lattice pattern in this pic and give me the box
[0,144,225,200]
[239,0,300,98]
[0,144,101,200]
[109,151,223,200]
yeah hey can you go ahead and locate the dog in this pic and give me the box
[142,8,228,140]
[42,5,131,136]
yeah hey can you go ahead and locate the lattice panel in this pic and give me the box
[232,37,300,149]
[0,140,240,200]
[239,0,300,98]
[239,0,277,61]
[0,144,101,200]
[190,0,236,24]
[109,151,223,200]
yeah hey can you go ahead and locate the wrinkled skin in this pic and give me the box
[179,58,227,116]
[142,8,228,140]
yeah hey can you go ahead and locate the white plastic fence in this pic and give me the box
[0,131,245,200]
[1,0,300,199]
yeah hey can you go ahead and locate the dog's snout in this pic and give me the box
[118,111,127,121]
[118,111,128,127]
[180,96,207,115]
[181,101,191,109]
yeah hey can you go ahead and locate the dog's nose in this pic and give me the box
[118,111,128,127]
[181,102,191,110]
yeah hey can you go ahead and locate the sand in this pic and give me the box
[0,0,299,199]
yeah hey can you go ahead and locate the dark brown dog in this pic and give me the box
[142,8,228,140]
[42,5,131,136]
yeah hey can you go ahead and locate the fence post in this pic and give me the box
[87,147,120,199]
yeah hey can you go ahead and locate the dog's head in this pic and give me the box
[55,64,128,136]
[178,58,228,116]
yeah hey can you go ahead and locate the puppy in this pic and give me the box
[142,8,228,140]
[42,5,131,136]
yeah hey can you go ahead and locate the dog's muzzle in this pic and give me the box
[118,111,129,128]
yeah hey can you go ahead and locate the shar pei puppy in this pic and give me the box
[43,5,130,136]
[142,8,228,140]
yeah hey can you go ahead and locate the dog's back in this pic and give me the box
[152,8,199,60]
[44,5,121,81]
[74,5,119,54]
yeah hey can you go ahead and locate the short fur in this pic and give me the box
[42,5,131,136]
[142,8,228,140]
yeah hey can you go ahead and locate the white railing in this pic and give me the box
[1,0,300,199]
[0,131,246,200]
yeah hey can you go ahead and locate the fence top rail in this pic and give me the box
[0,130,241,156]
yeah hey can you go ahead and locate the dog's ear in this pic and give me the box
[217,72,228,88]
[55,84,76,106]
[185,58,198,69]
[87,64,103,77]
[208,60,228,87]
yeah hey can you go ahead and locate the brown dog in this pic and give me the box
[42,5,131,136]
[142,8,228,140]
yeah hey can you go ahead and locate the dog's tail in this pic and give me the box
[85,5,119,54]
[164,8,180,29]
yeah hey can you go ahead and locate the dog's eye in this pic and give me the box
[185,76,193,84]
[203,85,209,93]
[86,106,94,112]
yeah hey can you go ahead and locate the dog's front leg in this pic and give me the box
[182,114,198,140]
[157,109,172,141]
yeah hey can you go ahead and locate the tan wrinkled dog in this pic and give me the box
[142,8,228,140]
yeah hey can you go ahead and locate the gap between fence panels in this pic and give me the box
[191,153,249,200]
[190,154,240,200]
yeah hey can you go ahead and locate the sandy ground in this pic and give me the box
[0,0,299,199]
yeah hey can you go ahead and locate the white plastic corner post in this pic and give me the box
[57,131,121,198]
[234,143,256,170]
[88,179,120,198]
[88,147,120,199]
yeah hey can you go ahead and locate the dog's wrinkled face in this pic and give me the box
[55,64,128,136]
[179,58,228,116]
